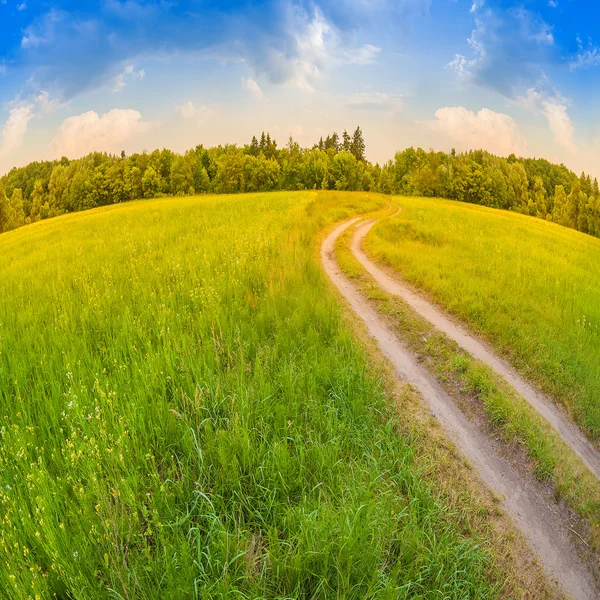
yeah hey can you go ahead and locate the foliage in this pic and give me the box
[2,133,600,241]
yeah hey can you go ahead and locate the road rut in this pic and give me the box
[352,218,600,482]
[322,218,599,599]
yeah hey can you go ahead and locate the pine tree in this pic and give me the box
[249,136,260,157]
[318,137,324,151]
[330,132,340,151]
[350,126,366,162]
[259,132,267,152]
[342,129,351,152]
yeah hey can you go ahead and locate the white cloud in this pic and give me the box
[569,42,600,71]
[343,91,404,111]
[251,6,381,91]
[0,104,35,160]
[425,107,528,156]
[51,109,150,158]
[241,77,264,100]
[174,101,212,122]
[517,89,575,152]
[0,90,58,162]
[111,64,146,91]
[17,3,26,10]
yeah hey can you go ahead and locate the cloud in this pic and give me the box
[51,109,151,159]
[0,104,35,160]
[447,4,554,98]
[244,5,380,91]
[516,89,575,152]
[447,3,576,155]
[425,107,528,156]
[0,90,59,162]
[241,77,264,100]
[111,64,145,91]
[174,101,212,122]
[569,38,600,71]
[11,1,403,100]
[343,91,404,111]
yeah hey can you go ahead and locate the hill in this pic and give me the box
[0,192,548,598]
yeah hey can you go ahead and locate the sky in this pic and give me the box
[1,0,600,176]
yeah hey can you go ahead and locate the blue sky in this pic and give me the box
[1,0,600,176]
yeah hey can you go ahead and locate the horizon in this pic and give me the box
[1,1,600,178]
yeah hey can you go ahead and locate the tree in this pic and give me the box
[48,164,70,213]
[342,129,351,152]
[30,179,46,222]
[331,151,358,191]
[142,166,161,198]
[249,136,260,157]
[552,185,568,226]
[8,188,25,229]
[350,126,366,162]
[528,176,547,217]
[0,184,10,232]
[170,155,195,195]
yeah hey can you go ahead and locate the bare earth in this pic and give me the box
[321,217,600,599]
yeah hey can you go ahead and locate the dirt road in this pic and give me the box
[322,217,599,599]
[352,217,600,482]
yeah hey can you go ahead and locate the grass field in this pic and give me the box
[366,197,600,439]
[0,191,526,599]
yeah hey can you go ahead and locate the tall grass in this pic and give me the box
[367,196,600,438]
[0,192,500,598]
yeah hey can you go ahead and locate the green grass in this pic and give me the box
[366,196,600,439]
[0,191,516,599]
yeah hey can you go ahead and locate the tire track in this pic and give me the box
[352,217,600,483]
[322,218,599,599]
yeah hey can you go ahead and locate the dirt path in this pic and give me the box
[322,218,599,600]
[352,218,600,482]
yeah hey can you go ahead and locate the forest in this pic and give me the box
[1,125,599,238]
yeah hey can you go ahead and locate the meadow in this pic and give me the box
[366,196,600,439]
[0,191,520,599]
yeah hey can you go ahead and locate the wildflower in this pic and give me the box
[72,551,78,559]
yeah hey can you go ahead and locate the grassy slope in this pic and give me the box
[366,197,600,439]
[0,191,516,599]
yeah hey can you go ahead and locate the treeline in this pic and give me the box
[1,126,599,238]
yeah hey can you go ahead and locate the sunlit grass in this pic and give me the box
[367,196,600,439]
[0,191,506,598]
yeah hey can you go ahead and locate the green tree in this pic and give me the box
[350,126,366,162]
[331,151,358,191]
[552,185,568,226]
[142,166,161,198]
[8,188,25,229]
[342,129,351,152]
[0,184,10,232]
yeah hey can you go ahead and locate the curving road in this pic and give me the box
[321,216,599,599]
[352,217,600,483]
